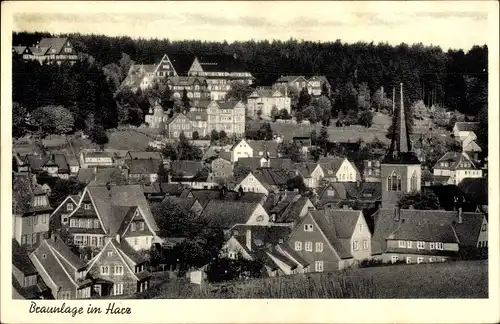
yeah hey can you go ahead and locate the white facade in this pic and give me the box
[335,159,359,182]
[236,172,269,195]
[231,139,254,162]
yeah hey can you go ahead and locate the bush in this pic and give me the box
[358,110,374,127]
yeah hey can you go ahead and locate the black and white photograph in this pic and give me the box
[2,1,498,321]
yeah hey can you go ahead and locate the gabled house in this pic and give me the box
[453,122,479,142]
[307,76,331,96]
[318,156,361,182]
[236,157,269,171]
[154,53,196,79]
[12,239,52,299]
[123,159,161,184]
[371,206,487,264]
[30,237,92,299]
[235,169,293,195]
[79,151,114,169]
[186,110,209,137]
[49,194,82,232]
[221,225,301,277]
[54,184,162,252]
[287,209,372,272]
[166,76,210,100]
[198,201,270,230]
[270,194,316,225]
[145,101,171,130]
[461,132,482,161]
[17,37,80,65]
[210,155,233,182]
[86,237,151,297]
[120,64,157,92]
[292,163,325,188]
[126,151,163,161]
[230,139,279,163]
[162,196,204,217]
[13,174,53,247]
[167,113,193,139]
[433,152,483,185]
[274,76,313,94]
[247,86,291,118]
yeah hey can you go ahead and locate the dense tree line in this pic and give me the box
[13,32,488,117]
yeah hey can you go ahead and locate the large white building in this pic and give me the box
[433,152,483,185]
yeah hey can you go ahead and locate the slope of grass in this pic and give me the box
[106,129,152,151]
[135,260,487,299]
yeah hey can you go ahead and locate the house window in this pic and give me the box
[33,216,38,225]
[67,203,73,211]
[417,241,425,249]
[228,252,236,259]
[482,224,487,231]
[407,241,412,248]
[429,243,435,250]
[352,241,359,251]
[398,240,406,248]
[391,255,399,263]
[84,204,91,210]
[131,223,136,232]
[429,257,435,263]
[61,214,69,225]
[417,257,424,264]
[134,237,138,246]
[363,240,368,250]
[74,235,83,245]
[314,261,324,272]
[91,237,97,246]
[305,242,313,252]
[107,251,113,257]
[304,224,313,232]
[139,222,145,231]
[294,241,302,251]
[406,257,412,264]
[359,224,363,232]
[114,266,124,275]
[315,242,323,252]
[113,283,123,296]
[100,266,109,275]
[436,242,444,250]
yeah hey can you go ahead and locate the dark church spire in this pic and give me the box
[383,83,420,164]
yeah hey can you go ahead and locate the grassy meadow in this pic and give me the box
[134,260,488,299]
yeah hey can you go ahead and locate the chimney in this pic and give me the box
[394,205,401,221]
[116,234,121,243]
[246,229,252,251]
[457,206,463,224]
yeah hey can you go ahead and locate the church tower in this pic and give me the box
[381,83,422,208]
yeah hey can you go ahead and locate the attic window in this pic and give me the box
[41,254,47,259]
[482,224,487,231]
[327,190,335,197]
[304,224,313,232]
[107,251,113,257]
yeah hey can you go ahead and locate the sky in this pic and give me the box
[8,1,494,51]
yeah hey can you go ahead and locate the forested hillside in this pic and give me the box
[12,32,488,144]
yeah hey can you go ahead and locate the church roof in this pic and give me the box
[382,83,420,165]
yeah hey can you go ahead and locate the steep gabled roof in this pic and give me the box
[38,37,69,54]
[196,54,250,73]
[308,210,356,259]
[292,163,320,178]
[453,214,485,246]
[45,237,86,270]
[53,154,69,173]
[162,196,198,213]
[166,53,197,75]
[86,184,159,235]
[318,157,347,175]
[123,159,161,175]
[247,140,279,158]
[277,195,312,223]
[127,151,163,160]
[186,111,208,122]
[168,76,207,86]
[199,200,259,229]
[12,239,37,275]
[371,208,485,255]
[237,157,265,171]
[253,168,293,188]
[434,152,478,170]
[13,46,28,55]
[454,122,479,132]
[269,158,293,170]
